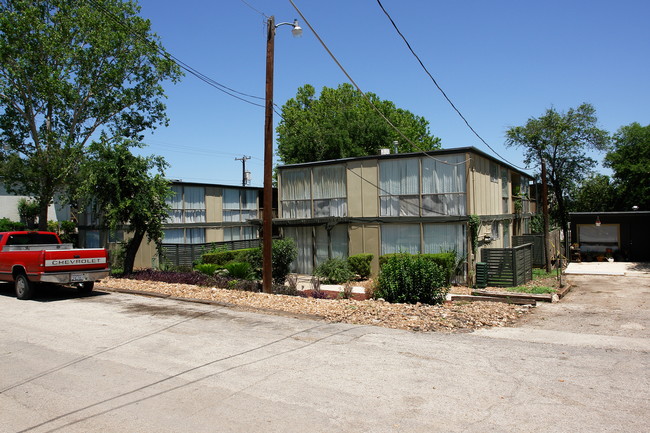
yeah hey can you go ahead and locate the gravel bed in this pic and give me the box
[98,277,533,333]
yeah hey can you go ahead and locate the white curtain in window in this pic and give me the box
[223,188,240,210]
[282,200,311,219]
[423,223,465,255]
[314,198,347,217]
[380,195,420,217]
[313,165,346,199]
[224,227,237,242]
[381,224,420,255]
[241,209,258,221]
[184,186,205,210]
[380,159,419,195]
[421,194,466,216]
[242,190,257,210]
[223,210,240,222]
[315,226,329,268]
[166,210,183,224]
[163,229,184,244]
[284,227,313,274]
[167,185,183,208]
[422,154,466,194]
[282,168,311,200]
[188,228,205,244]
[330,224,348,259]
[242,226,257,239]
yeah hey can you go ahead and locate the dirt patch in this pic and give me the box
[98,277,532,333]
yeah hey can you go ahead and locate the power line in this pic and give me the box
[374,0,527,170]
[86,0,270,110]
[237,0,268,18]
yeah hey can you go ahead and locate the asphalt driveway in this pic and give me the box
[0,271,648,433]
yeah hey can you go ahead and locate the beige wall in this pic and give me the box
[469,154,508,216]
[349,224,381,275]
[346,160,379,218]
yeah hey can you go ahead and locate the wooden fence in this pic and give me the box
[480,243,533,287]
[160,238,263,268]
[512,229,561,267]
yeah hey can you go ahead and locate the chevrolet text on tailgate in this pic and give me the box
[0,231,110,300]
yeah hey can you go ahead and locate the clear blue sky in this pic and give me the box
[135,0,649,187]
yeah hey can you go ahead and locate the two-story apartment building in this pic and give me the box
[276,147,535,276]
[78,181,266,268]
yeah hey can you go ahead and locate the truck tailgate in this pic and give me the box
[43,249,109,272]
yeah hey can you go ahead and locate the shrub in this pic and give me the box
[314,258,354,284]
[126,269,217,286]
[376,253,447,305]
[246,238,298,284]
[379,252,457,287]
[195,263,222,277]
[225,261,254,280]
[347,253,373,279]
[0,217,26,232]
[201,248,258,266]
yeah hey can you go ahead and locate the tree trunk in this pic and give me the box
[123,229,145,275]
[38,200,49,231]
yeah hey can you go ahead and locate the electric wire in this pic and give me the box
[237,0,268,18]
[86,0,272,110]
[287,0,467,168]
[374,0,528,170]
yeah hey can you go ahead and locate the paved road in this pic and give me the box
[0,276,648,433]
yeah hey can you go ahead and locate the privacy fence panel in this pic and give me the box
[512,229,561,267]
[480,243,533,287]
[161,239,262,268]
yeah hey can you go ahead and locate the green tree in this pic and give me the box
[505,103,609,240]
[276,83,441,164]
[0,0,181,230]
[605,122,650,210]
[78,137,171,275]
[570,174,617,212]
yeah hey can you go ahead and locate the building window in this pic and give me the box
[315,224,348,267]
[223,188,258,222]
[281,168,312,218]
[421,155,466,216]
[490,162,499,183]
[284,226,314,274]
[313,165,347,217]
[167,185,206,223]
[163,228,205,244]
[379,158,420,217]
[501,168,509,214]
[423,223,466,256]
[520,178,530,213]
[224,226,257,241]
[381,224,420,255]
[491,221,500,241]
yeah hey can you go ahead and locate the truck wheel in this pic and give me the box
[15,274,34,300]
[77,281,94,294]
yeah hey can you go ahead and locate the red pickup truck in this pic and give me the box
[0,231,110,300]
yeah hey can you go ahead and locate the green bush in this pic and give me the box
[246,238,298,284]
[376,253,447,305]
[194,263,222,277]
[314,258,354,284]
[201,248,258,266]
[225,262,254,280]
[379,251,457,287]
[347,253,373,279]
[0,218,26,232]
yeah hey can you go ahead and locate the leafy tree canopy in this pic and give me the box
[505,103,610,238]
[77,136,172,274]
[0,0,182,229]
[276,83,441,164]
[569,174,617,212]
[605,122,650,211]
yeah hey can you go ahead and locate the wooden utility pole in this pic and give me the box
[262,16,276,294]
[235,155,251,186]
[541,158,552,272]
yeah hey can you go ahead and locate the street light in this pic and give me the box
[263,16,301,293]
